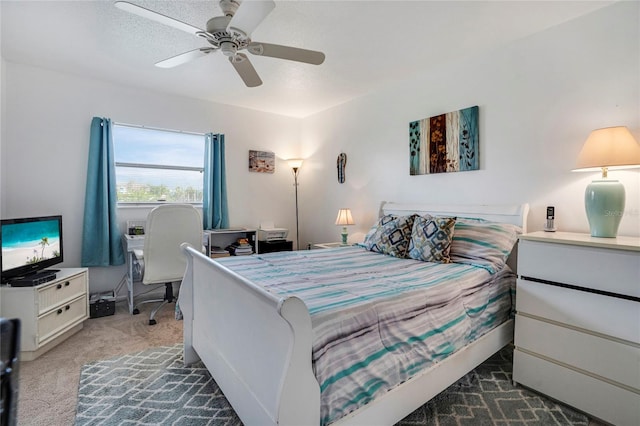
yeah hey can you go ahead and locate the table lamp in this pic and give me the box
[335,208,354,244]
[573,126,640,237]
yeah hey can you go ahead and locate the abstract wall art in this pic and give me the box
[248,150,275,173]
[409,105,479,175]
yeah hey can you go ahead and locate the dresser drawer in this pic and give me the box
[515,314,640,390]
[516,279,640,344]
[37,272,87,315]
[514,349,640,426]
[38,295,88,345]
[518,240,639,298]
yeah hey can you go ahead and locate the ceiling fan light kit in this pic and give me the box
[114,0,325,87]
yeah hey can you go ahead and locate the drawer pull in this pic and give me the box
[57,284,62,289]
[57,308,63,315]
[65,281,70,287]
[65,305,70,311]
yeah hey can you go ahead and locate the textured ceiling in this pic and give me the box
[1,0,614,118]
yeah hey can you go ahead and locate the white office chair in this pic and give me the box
[132,204,203,325]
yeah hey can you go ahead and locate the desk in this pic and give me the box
[121,231,243,314]
[122,234,144,314]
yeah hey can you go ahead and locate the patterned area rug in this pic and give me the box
[75,344,589,426]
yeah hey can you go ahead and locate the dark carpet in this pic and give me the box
[75,344,591,426]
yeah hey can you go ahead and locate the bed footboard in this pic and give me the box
[180,244,321,425]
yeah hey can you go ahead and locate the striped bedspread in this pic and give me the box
[215,246,515,425]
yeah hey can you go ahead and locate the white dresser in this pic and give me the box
[513,232,639,426]
[0,268,89,361]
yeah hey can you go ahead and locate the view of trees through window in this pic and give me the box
[113,125,205,203]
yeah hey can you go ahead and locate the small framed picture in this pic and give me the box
[249,150,275,173]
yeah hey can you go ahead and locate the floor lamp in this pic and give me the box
[288,159,303,249]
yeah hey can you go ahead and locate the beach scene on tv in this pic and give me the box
[2,219,61,272]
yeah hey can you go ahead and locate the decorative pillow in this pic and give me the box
[450,219,522,273]
[363,214,417,258]
[408,216,457,263]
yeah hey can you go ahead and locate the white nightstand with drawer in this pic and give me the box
[513,232,639,426]
[0,268,89,360]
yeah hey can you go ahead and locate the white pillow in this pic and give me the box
[450,219,522,273]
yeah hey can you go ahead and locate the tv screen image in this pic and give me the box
[1,216,63,282]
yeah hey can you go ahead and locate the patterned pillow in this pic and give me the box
[363,214,417,258]
[450,219,522,273]
[408,216,457,263]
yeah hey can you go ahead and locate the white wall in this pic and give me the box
[1,63,301,293]
[2,1,638,295]
[299,1,640,247]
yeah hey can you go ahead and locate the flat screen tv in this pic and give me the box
[1,215,63,283]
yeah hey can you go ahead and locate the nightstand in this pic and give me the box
[513,231,639,426]
[313,242,350,249]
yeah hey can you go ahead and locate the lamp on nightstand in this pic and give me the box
[335,208,354,244]
[573,126,640,238]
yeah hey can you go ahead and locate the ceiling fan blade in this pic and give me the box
[114,1,203,36]
[155,48,216,68]
[227,0,275,37]
[248,42,325,65]
[229,53,262,87]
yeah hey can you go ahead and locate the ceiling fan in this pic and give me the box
[114,0,326,87]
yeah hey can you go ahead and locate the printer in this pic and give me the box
[257,222,289,242]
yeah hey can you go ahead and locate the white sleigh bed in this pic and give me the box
[179,202,529,425]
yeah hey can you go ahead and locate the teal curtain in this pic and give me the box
[203,133,229,229]
[81,117,125,266]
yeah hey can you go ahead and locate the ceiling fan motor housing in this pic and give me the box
[202,15,250,53]
[206,15,232,35]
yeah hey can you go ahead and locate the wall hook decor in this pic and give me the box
[337,152,347,183]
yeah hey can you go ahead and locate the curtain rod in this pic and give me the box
[114,121,205,137]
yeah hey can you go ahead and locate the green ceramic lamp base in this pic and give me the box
[341,227,348,244]
[585,179,625,238]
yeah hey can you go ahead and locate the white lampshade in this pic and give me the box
[335,208,354,226]
[573,126,640,238]
[574,126,640,173]
[288,159,303,170]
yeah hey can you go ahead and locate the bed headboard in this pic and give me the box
[380,202,529,233]
[379,202,530,272]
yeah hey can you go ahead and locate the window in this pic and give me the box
[113,124,204,204]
